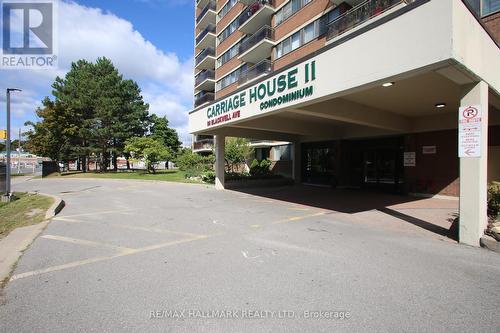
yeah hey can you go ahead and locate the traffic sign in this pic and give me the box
[458,105,482,158]
[0,129,6,140]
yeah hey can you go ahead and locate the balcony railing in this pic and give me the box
[196,1,216,24]
[194,92,215,107]
[195,48,215,66]
[195,70,215,87]
[196,25,216,45]
[193,139,214,151]
[326,0,414,41]
[239,25,274,55]
[238,59,272,85]
[238,0,274,27]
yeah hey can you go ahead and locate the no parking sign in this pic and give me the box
[458,105,482,158]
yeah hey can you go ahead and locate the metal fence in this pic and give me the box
[326,0,414,41]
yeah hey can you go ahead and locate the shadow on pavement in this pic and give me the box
[231,184,457,239]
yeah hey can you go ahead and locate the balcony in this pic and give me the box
[238,59,272,85]
[238,26,275,63]
[196,1,216,30]
[326,0,414,41]
[194,92,215,108]
[193,138,214,153]
[238,0,275,35]
[195,24,216,49]
[196,0,211,9]
[195,70,215,92]
[195,48,215,70]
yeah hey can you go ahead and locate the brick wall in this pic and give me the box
[273,36,326,70]
[274,0,331,40]
[215,81,238,98]
[482,11,500,43]
[404,130,459,196]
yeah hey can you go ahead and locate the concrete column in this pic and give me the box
[459,81,489,246]
[292,142,301,183]
[215,135,225,190]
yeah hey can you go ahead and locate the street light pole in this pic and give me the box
[18,128,21,174]
[4,88,22,199]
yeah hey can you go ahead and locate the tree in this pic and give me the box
[112,78,149,170]
[149,114,181,152]
[26,57,149,172]
[24,98,75,167]
[224,137,253,173]
[124,137,172,173]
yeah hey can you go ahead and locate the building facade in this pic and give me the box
[190,0,500,246]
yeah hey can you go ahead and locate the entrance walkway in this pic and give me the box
[231,185,459,241]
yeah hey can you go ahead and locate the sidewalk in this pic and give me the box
[0,193,64,285]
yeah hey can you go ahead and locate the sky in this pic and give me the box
[0,0,196,145]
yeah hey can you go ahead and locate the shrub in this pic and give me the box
[249,158,272,176]
[259,158,272,172]
[201,171,216,184]
[224,137,253,173]
[175,148,214,178]
[488,181,500,219]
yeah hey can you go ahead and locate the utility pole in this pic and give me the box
[18,128,21,174]
[2,88,22,201]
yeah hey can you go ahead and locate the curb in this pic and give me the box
[39,192,65,220]
[0,193,64,287]
[480,235,500,253]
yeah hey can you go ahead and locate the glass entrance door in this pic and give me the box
[302,143,336,186]
[363,148,402,190]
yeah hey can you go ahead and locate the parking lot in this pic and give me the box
[1,177,500,332]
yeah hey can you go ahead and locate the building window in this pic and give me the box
[216,64,248,90]
[275,20,318,59]
[274,6,344,59]
[482,0,500,15]
[218,0,238,20]
[275,0,312,26]
[465,0,500,16]
[216,38,245,68]
[255,147,270,160]
[272,145,291,161]
[218,18,240,44]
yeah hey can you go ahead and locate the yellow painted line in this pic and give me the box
[109,224,205,238]
[135,235,208,252]
[52,217,82,223]
[60,209,139,218]
[273,212,326,224]
[41,235,136,254]
[10,235,211,281]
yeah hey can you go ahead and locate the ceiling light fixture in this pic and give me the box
[382,82,394,87]
[435,103,446,108]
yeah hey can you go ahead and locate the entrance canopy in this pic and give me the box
[191,64,500,143]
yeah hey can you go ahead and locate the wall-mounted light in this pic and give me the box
[382,82,394,87]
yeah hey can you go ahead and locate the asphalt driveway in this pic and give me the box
[1,177,499,332]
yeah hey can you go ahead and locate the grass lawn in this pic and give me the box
[0,192,54,239]
[50,169,200,183]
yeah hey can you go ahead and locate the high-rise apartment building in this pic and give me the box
[190,0,500,246]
